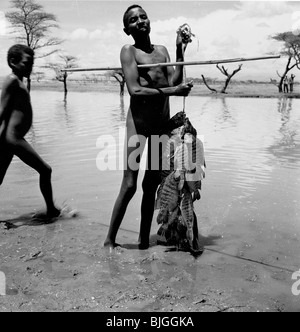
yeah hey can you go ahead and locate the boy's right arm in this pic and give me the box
[0,77,16,125]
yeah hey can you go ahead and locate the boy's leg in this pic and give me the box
[8,137,60,217]
[104,118,147,248]
[139,169,161,249]
[0,144,14,185]
[139,134,164,249]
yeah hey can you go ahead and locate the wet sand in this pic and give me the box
[0,210,299,312]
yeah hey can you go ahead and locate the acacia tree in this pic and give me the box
[5,0,63,91]
[47,54,78,99]
[202,64,242,94]
[271,32,300,93]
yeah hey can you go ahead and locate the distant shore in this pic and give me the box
[1,79,299,99]
[27,81,300,99]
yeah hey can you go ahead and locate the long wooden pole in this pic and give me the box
[62,55,280,73]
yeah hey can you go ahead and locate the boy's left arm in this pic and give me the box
[167,33,188,87]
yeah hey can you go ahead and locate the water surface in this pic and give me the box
[1,90,299,273]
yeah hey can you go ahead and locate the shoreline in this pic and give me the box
[27,81,300,99]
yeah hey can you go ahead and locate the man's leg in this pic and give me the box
[7,137,60,217]
[104,118,147,248]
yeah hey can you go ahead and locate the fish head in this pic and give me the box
[182,118,197,138]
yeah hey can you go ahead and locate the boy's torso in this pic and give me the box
[1,75,33,139]
[128,45,171,133]
[133,44,170,89]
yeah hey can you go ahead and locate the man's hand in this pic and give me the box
[175,80,193,96]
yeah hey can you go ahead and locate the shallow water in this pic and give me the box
[1,90,300,273]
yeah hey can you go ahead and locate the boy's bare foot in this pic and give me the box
[138,242,150,250]
[103,240,122,249]
[46,207,61,219]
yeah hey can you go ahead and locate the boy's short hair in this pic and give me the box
[7,44,34,68]
[123,4,143,28]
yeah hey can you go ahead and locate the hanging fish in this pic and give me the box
[172,118,206,196]
[179,187,194,248]
[156,171,180,226]
[156,116,206,256]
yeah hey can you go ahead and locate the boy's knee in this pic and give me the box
[122,179,137,197]
[41,164,52,177]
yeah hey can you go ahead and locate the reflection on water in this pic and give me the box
[1,91,300,267]
[268,97,298,164]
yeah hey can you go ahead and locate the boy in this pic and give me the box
[104,5,193,249]
[0,44,60,218]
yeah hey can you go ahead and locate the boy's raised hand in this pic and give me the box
[175,80,193,96]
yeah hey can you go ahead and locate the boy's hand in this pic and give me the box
[176,24,194,52]
[176,33,188,52]
[175,80,193,96]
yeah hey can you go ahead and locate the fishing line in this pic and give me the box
[177,23,194,115]
[205,247,295,273]
[97,221,295,273]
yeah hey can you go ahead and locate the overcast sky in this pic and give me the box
[1,0,300,81]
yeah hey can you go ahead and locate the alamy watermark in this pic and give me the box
[292,269,300,296]
[96,128,205,180]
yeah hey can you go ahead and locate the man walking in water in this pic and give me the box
[283,76,289,93]
[289,74,295,93]
[104,5,193,250]
[0,44,60,218]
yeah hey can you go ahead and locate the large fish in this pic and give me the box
[156,171,180,227]
[156,117,206,255]
[180,187,194,248]
[161,117,205,197]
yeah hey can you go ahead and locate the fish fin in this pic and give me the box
[178,172,185,191]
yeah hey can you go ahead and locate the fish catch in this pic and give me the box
[156,117,206,256]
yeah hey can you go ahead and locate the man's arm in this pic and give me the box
[120,44,192,97]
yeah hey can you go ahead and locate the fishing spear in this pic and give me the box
[61,55,281,73]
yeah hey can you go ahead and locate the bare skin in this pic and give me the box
[104,6,193,250]
[0,50,60,218]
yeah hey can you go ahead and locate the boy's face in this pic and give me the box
[12,53,34,78]
[124,7,151,38]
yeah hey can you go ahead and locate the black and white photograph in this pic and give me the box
[1,0,300,314]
